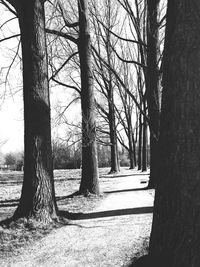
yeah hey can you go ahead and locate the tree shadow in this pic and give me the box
[54,177,80,182]
[103,173,149,179]
[0,199,19,208]
[104,187,150,194]
[58,206,153,220]
[56,191,81,201]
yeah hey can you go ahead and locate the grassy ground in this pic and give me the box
[0,167,153,266]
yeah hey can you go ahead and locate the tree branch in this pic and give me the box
[0,0,17,16]
[52,77,81,95]
[46,28,78,44]
[0,34,20,43]
[49,51,78,80]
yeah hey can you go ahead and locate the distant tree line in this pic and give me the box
[1,142,134,170]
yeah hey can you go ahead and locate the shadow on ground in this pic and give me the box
[128,254,174,267]
[103,173,149,179]
[58,206,153,220]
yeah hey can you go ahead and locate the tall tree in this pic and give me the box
[149,1,200,266]
[4,0,57,223]
[46,0,100,195]
[91,0,120,173]
[78,0,100,195]
[104,0,120,173]
[146,0,160,188]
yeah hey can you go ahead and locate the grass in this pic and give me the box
[0,167,152,266]
[0,168,109,259]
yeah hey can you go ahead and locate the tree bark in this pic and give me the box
[13,0,57,223]
[108,86,120,173]
[128,123,136,169]
[78,0,100,195]
[138,112,142,170]
[146,0,160,188]
[106,1,120,174]
[149,1,200,266]
[142,100,147,172]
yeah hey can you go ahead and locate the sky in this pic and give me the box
[0,4,77,154]
[0,0,147,155]
[0,6,23,154]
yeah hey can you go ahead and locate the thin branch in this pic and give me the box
[49,51,78,80]
[46,28,78,44]
[95,99,109,117]
[111,44,147,68]
[0,0,17,16]
[52,77,81,95]
[0,16,17,30]
[92,45,149,122]
[58,2,79,28]
[93,13,147,47]
[0,34,20,43]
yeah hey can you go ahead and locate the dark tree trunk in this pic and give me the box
[149,1,200,266]
[13,0,57,223]
[78,0,100,195]
[146,0,160,188]
[142,100,147,172]
[106,4,120,174]
[108,88,120,174]
[132,133,137,167]
[138,112,142,170]
[128,124,135,169]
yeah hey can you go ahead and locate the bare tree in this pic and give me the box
[46,0,100,195]
[91,0,120,173]
[2,0,57,223]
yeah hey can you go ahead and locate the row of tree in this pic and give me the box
[1,0,200,265]
[2,0,150,222]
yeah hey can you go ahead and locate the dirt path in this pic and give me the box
[2,169,154,267]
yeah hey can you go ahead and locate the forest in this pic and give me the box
[0,0,200,266]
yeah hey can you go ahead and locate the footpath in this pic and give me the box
[3,169,154,267]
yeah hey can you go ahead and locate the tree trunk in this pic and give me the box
[14,0,57,223]
[138,112,142,170]
[132,133,137,167]
[106,2,120,174]
[146,0,160,188]
[108,89,120,173]
[78,0,100,195]
[128,124,135,169]
[142,100,147,172]
[149,1,200,266]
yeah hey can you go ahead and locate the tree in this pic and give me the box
[91,0,120,173]
[148,1,200,266]
[46,0,100,195]
[146,0,160,188]
[3,0,57,223]
[78,0,100,195]
[4,152,16,166]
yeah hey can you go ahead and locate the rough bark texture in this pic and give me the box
[146,0,160,188]
[128,126,136,169]
[142,100,147,172]
[108,87,120,174]
[14,0,57,222]
[106,3,120,174]
[78,0,100,195]
[137,113,142,170]
[149,1,200,266]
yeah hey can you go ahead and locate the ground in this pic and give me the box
[0,167,154,267]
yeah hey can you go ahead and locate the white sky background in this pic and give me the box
[0,0,166,155]
[0,0,136,155]
[0,4,81,154]
[0,6,23,154]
